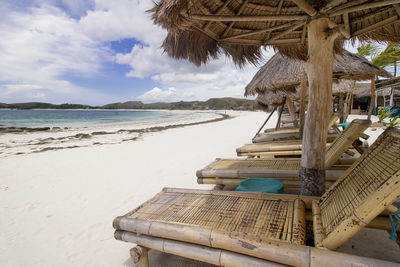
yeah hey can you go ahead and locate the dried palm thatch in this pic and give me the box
[353,83,400,97]
[149,1,400,66]
[245,51,391,96]
[254,79,356,111]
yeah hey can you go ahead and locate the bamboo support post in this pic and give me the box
[299,79,307,138]
[300,18,338,196]
[130,246,149,267]
[368,78,375,120]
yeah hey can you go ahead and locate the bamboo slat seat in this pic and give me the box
[114,128,400,267]
[198,119,371,187]
[114,189,307,245]
[253,114,339,143]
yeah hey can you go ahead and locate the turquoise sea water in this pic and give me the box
[0,109,167,127]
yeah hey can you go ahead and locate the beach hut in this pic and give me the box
[246,50,391,129]
[150,1,400,196]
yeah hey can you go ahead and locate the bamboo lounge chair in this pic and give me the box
[253,114,339,143]
[197,119,371,189]
[113,128,400,267]
[237,119,369,158]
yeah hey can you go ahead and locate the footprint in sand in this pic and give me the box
[0,185,9,191]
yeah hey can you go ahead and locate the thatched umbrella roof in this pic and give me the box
[353,83,400,97]
[150,1,400,66]
[254,79,356,111]
[150,1,400,195]
[245,51,391,96]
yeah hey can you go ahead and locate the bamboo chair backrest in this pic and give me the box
[318,127,400,250]
[324,119,371,168]
[327,113,339,130]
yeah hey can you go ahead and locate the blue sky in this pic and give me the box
[0,0,392,105]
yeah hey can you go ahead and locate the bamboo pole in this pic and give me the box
[191,14,309,22]
[252,107,277,140]
[368,78,375,120]
[312,200,324,248]
[300,18,339,196]
[286,98,299,128]
[299,79,307,138]
[117,230,397,267]
[275,100,286,130]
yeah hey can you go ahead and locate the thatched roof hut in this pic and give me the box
[254,79,356,111]
[150,1,400,195]
[245,51,391,96]
[353,83,400,98]
[150,1,400,65]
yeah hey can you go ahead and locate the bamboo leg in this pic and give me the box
[300,18,338,196]
[130,246,149,267]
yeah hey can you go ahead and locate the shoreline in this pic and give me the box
[0,111,232,157]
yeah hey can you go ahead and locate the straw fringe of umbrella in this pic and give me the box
[149,1,400,66]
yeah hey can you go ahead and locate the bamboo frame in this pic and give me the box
[329,0,400,16]
[118,231,398,266]
[291,0,317,16]
[220,0,248,38]
[191,15,308,22]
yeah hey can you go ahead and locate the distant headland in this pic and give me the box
[0,97,254,111]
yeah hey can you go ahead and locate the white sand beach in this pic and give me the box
[0,110,267,266]
[1,111,399,267]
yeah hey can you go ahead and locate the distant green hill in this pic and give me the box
[0,98,254,110]
[0,102,92,109]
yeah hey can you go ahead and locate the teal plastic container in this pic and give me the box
[338,122,350,130]
[236,178,284,194]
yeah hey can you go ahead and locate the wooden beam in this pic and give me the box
[300,24,307,44]
[222,21,298,41]
[192,15,308,22]
[220,38,301,46]
[320,0,348,13]
[270,22,305,41]
[393,4,400,16]
[192,25,220,41]
[330,0,400,17]
[352,16,399,37]
[264,0,284,41]
[328,0,368,15]
[328,21,350,39]
[291,0,317,16]
[343,13,350,34]
[203,0,235,30]
[221,0,248,38]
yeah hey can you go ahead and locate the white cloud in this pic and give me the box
[137,87,194,103]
